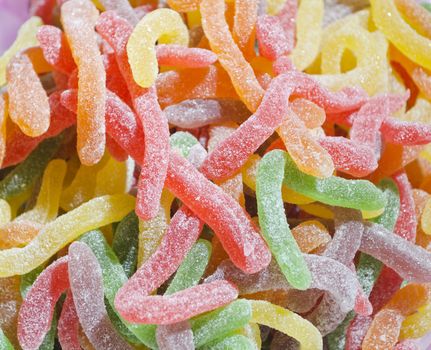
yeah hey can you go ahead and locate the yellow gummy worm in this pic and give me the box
[187,10,202,28]
[0,17,42,86]
[250,300,323,349]
[400,95,431,124]
[0,194,135,277]
[290,0,324,72]
[17,159,67,224]
[421,197,431,235]
[300,202,384,220]
[266,0,286,16]
[0,159,65,248]
[127,8,189,88]
[8,187,33,220]
[299,203,334,219]
[400,303,431,339]
[240,323,262,349]
[315,11,389,95]
[370,0,431,71]
[60,153,109,211]
[138,189,174,266]
[242,154,315,205]
[95,156,134,197]
[91,0,105,10]
[0,199,11,226]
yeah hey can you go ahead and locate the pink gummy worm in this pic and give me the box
[37,25,77,74]
[115,280,238,324]
[18,257,70,350]
[68,242,133,350]
[57,291,81,350]
[381,118,431,146]
[61,89,146,165]
[115,206,203,298]
[96,10,169,221]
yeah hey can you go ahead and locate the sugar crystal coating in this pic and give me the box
[2,0,431,348]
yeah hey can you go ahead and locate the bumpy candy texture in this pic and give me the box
[2,0,431,349]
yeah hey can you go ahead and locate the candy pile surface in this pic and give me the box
[1,0,431,349]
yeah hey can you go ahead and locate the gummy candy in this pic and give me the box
[164,99,250,129]
[68,241,133,349]
[165,150,271,274]
[37,25,77,74]
[57,291,80,350]
[201,0,263,111]
[18,256,69,350]
[127,9,189,88]
[6,54,50,137]
[256,150,311,289]
[0,136,62,201]
[61,0,106,165]
[96,11,170,220]
[0,17,42,86]
[0,194,134,277]
[2,1,431,348]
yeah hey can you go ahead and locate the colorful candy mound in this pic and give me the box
[1,0,431,349]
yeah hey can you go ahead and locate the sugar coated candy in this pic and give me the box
[1,0,431,349]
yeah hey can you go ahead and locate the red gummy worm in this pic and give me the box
[346,315,373,350]
[18,257,70,350]
[61,89,145,165]
[106,134,129,162]
[96,11,169,220]
[319,136,378,177]
[392,170,417,242]
[199,73,291,180]
[57,291,81,350]
[116,206,203,298]
[156,44,218,68]
[350,93,409,149]
[256,15,291,61]
[37,25,77,74]
[102,52,132,106]
[30,0,57,24]
[115,280,238,324]
[369,266,404,316]
[165,151,271,274]
[381,118,431,146]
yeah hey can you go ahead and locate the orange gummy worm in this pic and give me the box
[232,0,258,59]
[6,54,50,137]
[156,65,239,108]
[201,0,264,111]
[61,0,106,165]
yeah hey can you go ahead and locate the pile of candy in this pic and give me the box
[1,0,431,349]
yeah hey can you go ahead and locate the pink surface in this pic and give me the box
[0,0,29,53]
